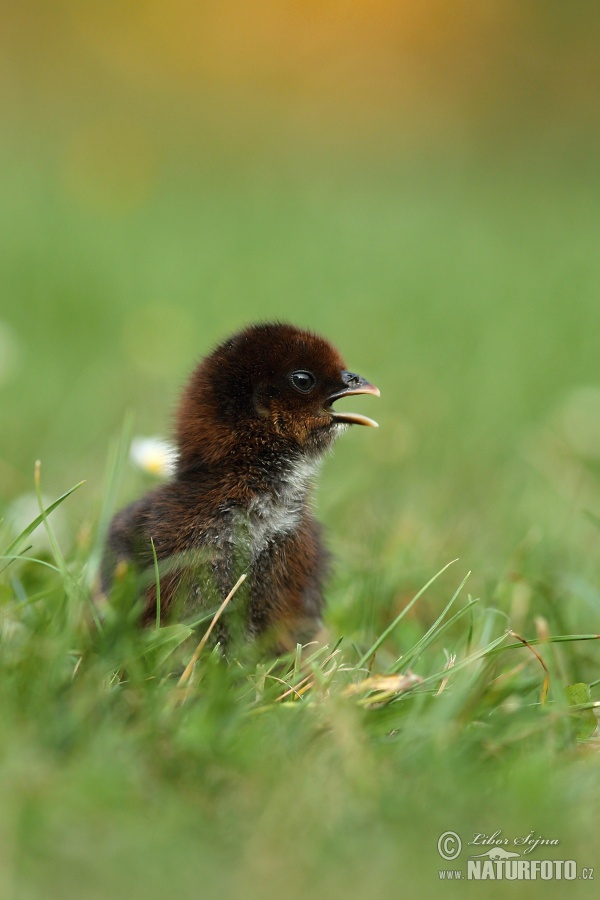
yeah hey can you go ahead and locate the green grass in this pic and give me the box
[2,146,600,897]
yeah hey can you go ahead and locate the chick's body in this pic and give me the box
[102,323,378,650]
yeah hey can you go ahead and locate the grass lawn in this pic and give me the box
[1,145,600,898]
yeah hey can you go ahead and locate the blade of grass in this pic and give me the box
[387,571,472,673]
[150,537,161,630]
[413,631,511,691]
[508,630,550,704]
[0,554,61,573]
[356,559,459,670]
[178,572,247,689]
[390,598,479,674]
[34,460,68,576]
[3,480,85,560]
[359,633,511,707]
[85,413,134,589]
[34,461,100,631]
[487,634,600,655]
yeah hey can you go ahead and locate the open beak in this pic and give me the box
[326,371,380,428]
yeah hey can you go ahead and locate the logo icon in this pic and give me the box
[470,847,520,860]
[438,831,462,861]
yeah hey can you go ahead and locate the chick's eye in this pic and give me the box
[290,370,317,393]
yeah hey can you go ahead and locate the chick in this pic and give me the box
[102,323,379,650]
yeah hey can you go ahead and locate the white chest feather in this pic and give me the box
[235,457,320,559]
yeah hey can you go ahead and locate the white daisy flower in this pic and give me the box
[130,436,177,477]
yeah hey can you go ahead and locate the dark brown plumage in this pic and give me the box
[101,322,379,651]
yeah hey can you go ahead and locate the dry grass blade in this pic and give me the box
[274,646,343,702]
[435,653,457,696]
[344,672,423,697]
[274,673,314,701]
[344,672,423,708]
[178,573,247,689]
[509,629,550,704]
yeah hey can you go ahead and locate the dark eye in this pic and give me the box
[290,370,317,393]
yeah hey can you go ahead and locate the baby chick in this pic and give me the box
[102,322,379,651]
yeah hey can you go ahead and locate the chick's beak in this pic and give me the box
[326,371,380,427]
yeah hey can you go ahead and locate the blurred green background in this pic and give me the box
[3,1,600,625]
[2,2,600,897]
